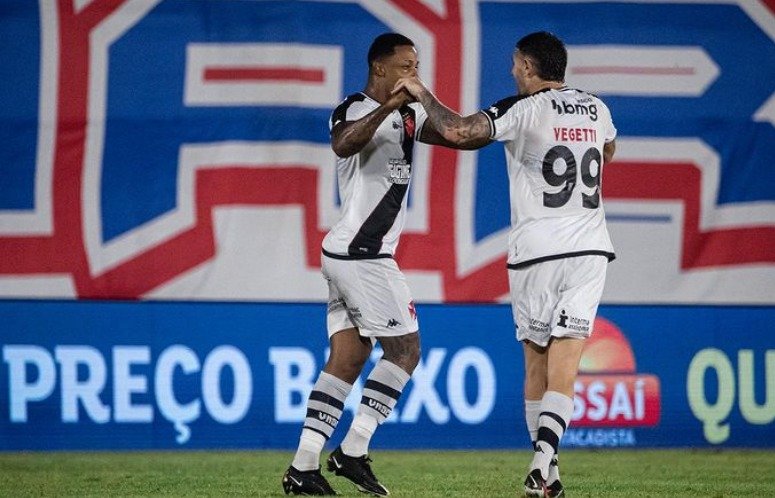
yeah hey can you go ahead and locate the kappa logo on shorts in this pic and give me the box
[386,318,401,328]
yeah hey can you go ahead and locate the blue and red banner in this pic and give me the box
[0,0,773,303]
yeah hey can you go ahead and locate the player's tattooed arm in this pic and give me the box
[419,94,491,148]
[394,76,491,149]
[419,119,492,150]
[331,91,410,157]
[331,108,391,157]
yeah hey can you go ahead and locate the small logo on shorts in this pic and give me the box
[328,298,346,313]
[386,318,400,328]
[528,318,549,333]
[557,309,569,328]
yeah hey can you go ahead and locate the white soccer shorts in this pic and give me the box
[321,255,419,338]
[508,255,608,347]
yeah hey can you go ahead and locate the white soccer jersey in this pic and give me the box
[323,92,427,259]
[481,87,617,268]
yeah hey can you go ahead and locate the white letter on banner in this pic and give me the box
[587,381,607,421]
[202,346,252,424]
[269,347,316,422]
[113,346,152,423]
[446,348,495,424]
[572,381,585,420]
[609,382,634,421]
[55,346,110,423]
[156,345,201,444]
[401,348,450,424]
[738,350,775,425]
[687,348,735,444]
[3,345,56,422]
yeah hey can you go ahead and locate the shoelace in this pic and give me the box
[357,456,378,482]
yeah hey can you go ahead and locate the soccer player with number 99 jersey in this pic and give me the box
[394,31,617,497]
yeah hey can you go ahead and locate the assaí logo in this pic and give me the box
[565,317,661,448]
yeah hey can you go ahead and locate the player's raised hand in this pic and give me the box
[384,86,413,110]
[392,76,427,101]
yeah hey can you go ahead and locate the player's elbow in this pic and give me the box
[446,133,489,150]
[603,140,616,164]
[443,130,468,147]
[331,142,354,158]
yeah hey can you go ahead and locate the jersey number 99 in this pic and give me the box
[542,145,601,209]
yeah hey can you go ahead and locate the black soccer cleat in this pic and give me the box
[326,446,389,496]
[546,456,564,497]
[282,466,337,495]
[524,468,548,497]
[547,479,565,497]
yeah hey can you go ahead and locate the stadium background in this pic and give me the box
[0,0,773,452]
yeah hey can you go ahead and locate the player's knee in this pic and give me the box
[325,353,369,383]
[380,332,421,374]
[526,362,547,382]
[384,353,419,375]
[401,344,421,373]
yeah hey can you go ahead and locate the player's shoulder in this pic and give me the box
[483,92,540,120]
[332,92,369,113]
[559,87,609,107]
[331,92,373,126]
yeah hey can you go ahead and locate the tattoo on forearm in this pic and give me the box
[333,106,393,157]
[418,91,489,146]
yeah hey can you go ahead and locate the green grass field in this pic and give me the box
[1,449,773,497]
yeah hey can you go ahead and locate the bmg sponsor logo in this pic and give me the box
[566,317,661,447]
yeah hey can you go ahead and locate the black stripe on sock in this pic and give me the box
[309,390,345,411]
[305,408,339,429]
[364,379,401,400]
[360,397,392,418]
[537,427,560,453]
[540,411,567,432]
[302,425,330,439]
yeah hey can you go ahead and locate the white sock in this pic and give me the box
[292,430,327,471]
[530,391,573,481]
[291,372,352,471]
[340,360,409,457]
[525,399,541,447]
[527,398,561,484]
[548,452,561,485]
[340,412,379,456]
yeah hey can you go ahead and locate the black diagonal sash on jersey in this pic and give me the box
[347,106,416,257]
